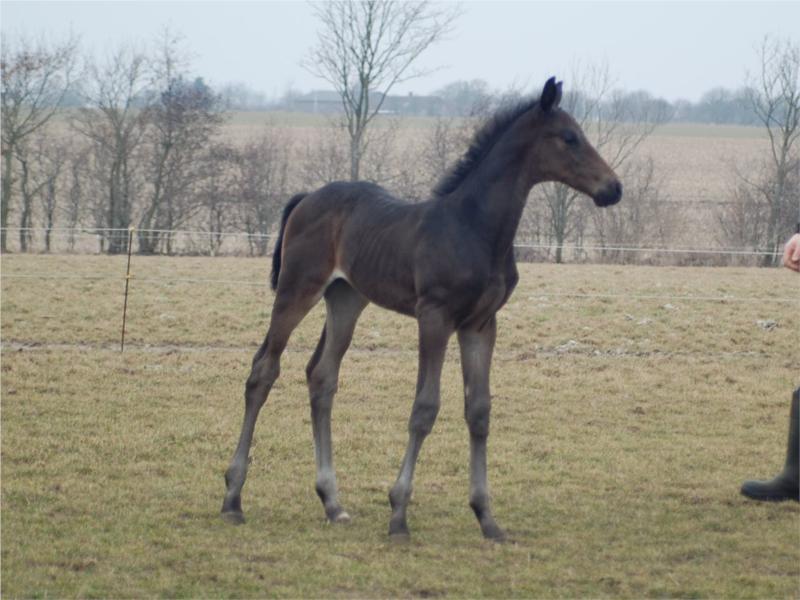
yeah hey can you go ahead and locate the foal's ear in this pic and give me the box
[554,80,563,107]
[540,77,562,112]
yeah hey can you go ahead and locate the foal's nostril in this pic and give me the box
[595,180,622,207]
[612,181,623,203]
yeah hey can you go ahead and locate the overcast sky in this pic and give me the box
[3,1,799,102]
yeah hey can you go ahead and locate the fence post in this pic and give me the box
[120,226,135,352]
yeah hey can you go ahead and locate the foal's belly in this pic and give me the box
[332,265,418,317]
[357,279,418,317]
[345,270,511,328]
[337,231,420,317]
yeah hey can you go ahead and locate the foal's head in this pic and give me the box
[526,77,622,207]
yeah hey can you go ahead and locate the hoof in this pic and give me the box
[480,518,507,541]
[389,531,411,543]
[483,526,507,543]
[388,519,410,539]
[221,510,245,525]
[328,510,351,524]
[741,480,799,502]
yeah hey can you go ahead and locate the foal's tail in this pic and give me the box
[270,192,307,291]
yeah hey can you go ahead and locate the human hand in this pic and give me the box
[783,233,800,272]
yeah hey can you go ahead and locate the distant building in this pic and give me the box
[287,90,342,114]
[381,92,444,117]
[287,90,444,117]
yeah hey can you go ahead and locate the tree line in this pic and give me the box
[222,75,767,127]
[1,20,798,265]
[2,31,296,255]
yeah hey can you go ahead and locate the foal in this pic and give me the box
[221,77,622,539]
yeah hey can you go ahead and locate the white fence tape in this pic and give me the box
[1,227,785,257]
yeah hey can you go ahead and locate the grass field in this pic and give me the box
[2,255,798,598]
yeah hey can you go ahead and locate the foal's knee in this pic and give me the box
[469,490,490,516]
[315,472,337,501]
[409,393,440,436]
[465,397,491,438]
[307,365,338,408]
[245,356,280,406]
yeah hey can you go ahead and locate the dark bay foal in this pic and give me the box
[222,77,622,540]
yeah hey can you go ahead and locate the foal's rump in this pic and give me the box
[275,182,423,315]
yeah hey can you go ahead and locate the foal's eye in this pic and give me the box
[561,130,579,147]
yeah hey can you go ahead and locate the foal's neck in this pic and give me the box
[446,130,541,260]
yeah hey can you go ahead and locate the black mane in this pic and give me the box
[432,96,540,198]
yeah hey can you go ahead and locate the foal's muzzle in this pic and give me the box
[593,181,623,207]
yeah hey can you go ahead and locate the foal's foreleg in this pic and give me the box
[306,280,367,523]
[388,307,453,538]
[458,317,505,540]
[221,290,320,524]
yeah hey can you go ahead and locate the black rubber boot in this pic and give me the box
[741,388,799,502]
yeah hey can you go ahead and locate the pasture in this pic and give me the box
[1,254,798,598]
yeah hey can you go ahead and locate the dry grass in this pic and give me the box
[2,255,798,598]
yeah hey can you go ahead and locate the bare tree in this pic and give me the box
[234,129,292,256]
[1,34,78,251]
[34,135,70,252]
[591,157,683,264]
[304,0,459,180]
[299,126,349,189]
[72,45,149,254]
[420,114,476,188]
[414,95,494,201]
[386,132,430,202]
[64,143,90,251]
[9,130,68,252]
[528,62,670,262]
[434,79,492,116]
[137,32,224,254]
[725,36,800,266]
[198,143,237,255]
[14,138,45,251]
[359,117,403,185]
[83,143,114,253]
[218,81,268,110]
[716,175,773,266]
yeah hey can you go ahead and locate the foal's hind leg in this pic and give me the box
[458,317,505,540]
[221,277,325,524]
[306,279,367,523]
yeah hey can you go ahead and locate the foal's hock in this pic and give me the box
[221,77,622,539]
